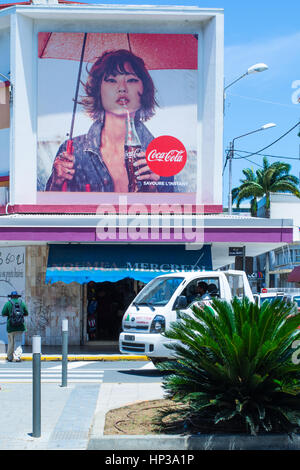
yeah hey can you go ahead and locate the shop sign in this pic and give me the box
[229,247,244,256]
[247,272,265,280]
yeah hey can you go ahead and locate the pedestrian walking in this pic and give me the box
[1,291,29,362]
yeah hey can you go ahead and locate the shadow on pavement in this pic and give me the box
[118,368,169,377]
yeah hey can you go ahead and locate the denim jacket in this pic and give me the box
[46,119,174,192]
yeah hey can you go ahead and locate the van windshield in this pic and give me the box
[134,277,184,307]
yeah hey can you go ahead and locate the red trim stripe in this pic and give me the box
[0,204,223,215]
[0,0,87,9]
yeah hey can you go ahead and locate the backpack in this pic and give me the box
[9,300,25,328]
[87,316,96,332]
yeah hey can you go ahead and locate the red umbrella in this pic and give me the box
[287,266,300,283]
[38,32,198,191]
[38,32,198,70]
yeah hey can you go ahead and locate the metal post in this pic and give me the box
[242,246,246,273]
[32,335,41,438]
[61,319,68,387]
[265,251,270,288]
[228,141,234,215]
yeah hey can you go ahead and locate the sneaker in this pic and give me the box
[7,358,12,362]
[14,358,21,363]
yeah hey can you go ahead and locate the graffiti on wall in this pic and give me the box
[0,247,26,345]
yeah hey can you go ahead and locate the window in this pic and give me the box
[224,273,244,298]
[134,277,184,307]
[182,277,220,304]
[294,249,300,263]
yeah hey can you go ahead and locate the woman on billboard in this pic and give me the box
[46,49,173,192]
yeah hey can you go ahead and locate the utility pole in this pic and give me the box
[228,141,234,215]
[227,123,276,216]
[265,251,270,288]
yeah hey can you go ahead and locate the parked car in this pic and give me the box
[255,291,285,307]
[282,294,300,312]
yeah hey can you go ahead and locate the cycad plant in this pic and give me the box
[159,297,300,435]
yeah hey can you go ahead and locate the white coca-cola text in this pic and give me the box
[125,147,142,159]
[147,149,185,162]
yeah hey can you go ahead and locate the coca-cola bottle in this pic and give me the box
[124,112,142,192]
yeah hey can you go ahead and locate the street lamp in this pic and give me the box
[223,63,268,115]
[227,122,276,215]
[224,63,269,92]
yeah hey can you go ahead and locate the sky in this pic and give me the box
[72,0,300,206]
[1,0,300,206]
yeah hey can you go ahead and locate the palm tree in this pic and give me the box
[232,157,300,217]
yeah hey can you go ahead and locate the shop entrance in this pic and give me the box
[86,277,145,342]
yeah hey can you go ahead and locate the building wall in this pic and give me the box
[25,245,82,346]
[258,193,300,242]
[0,28,10,178]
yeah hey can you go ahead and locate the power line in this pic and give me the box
[230,149,300,161]
[234,120,300,160]
[234,153,263,168]
[226,92,298,109]
[224,120,300,167]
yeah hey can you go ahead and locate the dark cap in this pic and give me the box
[8,291,21,298]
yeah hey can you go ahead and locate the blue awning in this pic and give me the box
[46,244,212,284]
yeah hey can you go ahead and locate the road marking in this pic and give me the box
[0,368,104,383]
[140,362,156,370]
[49,361,96,370]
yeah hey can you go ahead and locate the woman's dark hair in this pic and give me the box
[81,49,157,122]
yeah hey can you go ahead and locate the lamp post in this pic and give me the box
[227,122,276,215]
[224,63,268,92]
[223,63,268,114]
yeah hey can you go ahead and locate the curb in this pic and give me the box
[0,354,149,362]
[87,433,300,451]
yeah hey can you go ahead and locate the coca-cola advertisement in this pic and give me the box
[37,32,198,203]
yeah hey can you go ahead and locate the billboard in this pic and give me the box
[37,32,198,204]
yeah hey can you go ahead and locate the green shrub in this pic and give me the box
[159,297,300,435]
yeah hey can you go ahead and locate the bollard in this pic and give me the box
[61,319,68,387]
[32,335,41,438]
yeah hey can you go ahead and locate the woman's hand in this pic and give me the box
[52,151,75,187]
[134,152,159,192]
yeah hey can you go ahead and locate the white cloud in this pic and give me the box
[224,31,300,84]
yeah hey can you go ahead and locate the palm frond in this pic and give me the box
[159,297,300,435]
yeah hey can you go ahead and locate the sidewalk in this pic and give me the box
[0,345,165,450]
[0,358,163,450]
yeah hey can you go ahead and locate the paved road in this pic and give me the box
[0,360,165,384]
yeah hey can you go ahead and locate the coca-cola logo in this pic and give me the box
[125,147,142,159]
[146,136,187,177]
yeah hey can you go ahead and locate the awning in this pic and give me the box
[287,266,300,283]
[46,244,212,284]
[269,268,293,275]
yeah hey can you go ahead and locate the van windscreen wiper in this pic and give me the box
[138,302,155,311]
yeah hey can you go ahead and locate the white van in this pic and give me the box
[119,270,254,364]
